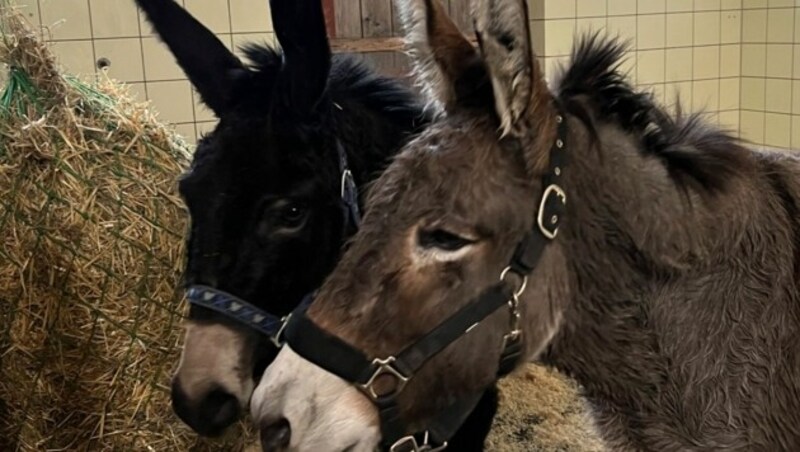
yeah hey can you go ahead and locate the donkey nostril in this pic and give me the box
[208,390,239,428]
[260,417,291,451]
[187,388,240,437]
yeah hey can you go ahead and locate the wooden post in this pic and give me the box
[323,0,336,37]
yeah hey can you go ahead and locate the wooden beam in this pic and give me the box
[331,37,405,53]
[330,36,477,54]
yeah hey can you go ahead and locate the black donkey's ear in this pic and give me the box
[270,0,332,114]
[135,0,248,116]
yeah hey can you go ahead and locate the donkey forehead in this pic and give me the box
[368,117,530,229]
[184,122,331,192]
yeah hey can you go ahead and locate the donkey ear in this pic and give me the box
[136,0,246,116]
[472,0,542,135]
[396,0,487,114]
[270,0,331,114]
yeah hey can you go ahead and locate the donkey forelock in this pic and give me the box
[251,0,800,450]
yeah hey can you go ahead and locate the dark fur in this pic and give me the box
[557,34,751,195]
[279,8,800,450]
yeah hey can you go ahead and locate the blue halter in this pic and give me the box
[186,139,361,345]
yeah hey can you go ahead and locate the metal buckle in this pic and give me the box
[537,184,566,240]
[360,356,409,402]
[269,314,291,348]
[389,431,447,452]
[341,168,355,199]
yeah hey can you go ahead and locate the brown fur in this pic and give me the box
[284,1,800,449]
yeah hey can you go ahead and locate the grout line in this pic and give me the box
[717,9,723,125]
[762,7,769,146]
[739,5,744,139]
[184,0,201,142]
[662,0,667,107]
[85,0,98,83]
[134,5,148,103]
[790,5,796,148]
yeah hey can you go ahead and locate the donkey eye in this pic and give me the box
[276,203,309,228]
[418,229,475,252]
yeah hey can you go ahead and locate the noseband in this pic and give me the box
[186,138,361,345]
[284,106,569,452]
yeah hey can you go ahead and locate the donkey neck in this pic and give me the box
[540,114,800,449]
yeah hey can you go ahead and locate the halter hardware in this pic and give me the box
[537,184,566,239]
[499,266,527,347]
[341,168,355,198]
[284,104,569,451]
[360,356,410,401]
[269,314,292,348]
[390,431,448,452]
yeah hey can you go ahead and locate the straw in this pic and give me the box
[0,4,256,450]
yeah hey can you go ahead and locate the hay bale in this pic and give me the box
[0,5,256,450]
[487,364,607,452]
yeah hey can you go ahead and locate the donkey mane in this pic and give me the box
[233,43,424,127]
[555,34,751,195]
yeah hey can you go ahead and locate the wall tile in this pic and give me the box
[40,0,92,40]
[666,13,693,48]
[229,0,273,33]
[638,14,666,49]
[93,38,144,83]
[740,110,765,143]
[741,77,766,110]
[89,0,141,38]
[765,78,792,113]
[50,40,95,76]
[146,80,194,124]
[764,112,791,147]
[742,9,767,42]
[694,12,721,46]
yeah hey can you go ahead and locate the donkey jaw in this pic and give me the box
[252,346,380,452]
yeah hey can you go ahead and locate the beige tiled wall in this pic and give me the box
[738,0,798,149]
[16,0,275,143]
[19,1,798,150]
[531,0,743,136]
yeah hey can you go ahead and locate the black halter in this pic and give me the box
[186,138,361,343]
[284,107,569,452]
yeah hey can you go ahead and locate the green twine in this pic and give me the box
[0,65,42,118]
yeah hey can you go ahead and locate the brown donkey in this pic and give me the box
[251,0,800,450]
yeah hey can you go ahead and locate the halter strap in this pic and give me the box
[284,104,569,451]
[187,286,314,346]
[286,285,514,450]
[187,138,360,343]
[337,139,362,231]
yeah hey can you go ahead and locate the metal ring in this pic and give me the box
[341,169,354,199]
[499,267,528,299]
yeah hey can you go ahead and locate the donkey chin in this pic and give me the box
[251,346,380,452]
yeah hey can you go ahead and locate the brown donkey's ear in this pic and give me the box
[396,0,488,114]
[472,0,549,136]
